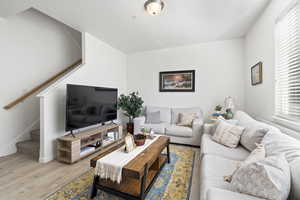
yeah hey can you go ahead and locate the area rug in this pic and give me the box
[46,145,196,200]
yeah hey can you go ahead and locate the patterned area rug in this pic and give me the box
[46,145,196,200]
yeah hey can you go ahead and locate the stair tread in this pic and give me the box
[31,129,40,135]
[17,140,39,149]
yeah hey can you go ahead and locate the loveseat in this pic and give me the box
[133,106,203,146]
[200,111,300,200]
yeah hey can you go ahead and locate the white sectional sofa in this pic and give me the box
[133,106,204,146]
[200,111,300,200]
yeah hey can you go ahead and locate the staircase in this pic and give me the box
[16,129,40,160]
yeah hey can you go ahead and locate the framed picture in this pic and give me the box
[124,134,135,153]
[159,70,195,92]
[251,62,263,86]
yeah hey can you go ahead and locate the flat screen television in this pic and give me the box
[66,84,118,132]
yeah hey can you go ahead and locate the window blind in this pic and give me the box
[275,1,300,121]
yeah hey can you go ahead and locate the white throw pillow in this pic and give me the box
[231,154,291,200]
[212,120,245,148]
[225,143,266,182]
[210,116,238,135]
[177,112,197,127]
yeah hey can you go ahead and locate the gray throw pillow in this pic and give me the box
[240,127,269,151]
[231,154,291,200]
[146,111,161,124]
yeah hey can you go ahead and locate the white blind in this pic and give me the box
[275,1,300,121]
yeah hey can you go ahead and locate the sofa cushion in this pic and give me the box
[171,107,202,124]
[146,111,161,124]
[207,188,264,200]
[200,155,239,200]
[142,123,167,134]
[165,125,193,138]
[290,159,300,200]
[262,130,300,200]
[262,129,300,163]
[146,106,171,123]
[234,111,280,132]
[201,134,249,161]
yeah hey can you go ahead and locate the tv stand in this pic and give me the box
[70,130,76,138]
[57,124,124,164]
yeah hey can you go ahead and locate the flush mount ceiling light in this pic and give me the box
[144,0,165,16]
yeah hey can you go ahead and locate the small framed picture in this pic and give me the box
[159,70,195,92]
[124,134,135,153]
[251,62,263,86]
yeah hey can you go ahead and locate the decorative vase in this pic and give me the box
[134,134,146,146]
[127,122,134,134]
[225,109,234,120]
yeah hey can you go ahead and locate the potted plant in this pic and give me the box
[212,105,223,118]
[118,92,144,134]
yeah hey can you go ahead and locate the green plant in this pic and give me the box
[118,92,144,123]
[215,105,222,111]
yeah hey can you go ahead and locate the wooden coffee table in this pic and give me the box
[90,136,170,200]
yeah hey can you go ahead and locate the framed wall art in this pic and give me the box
[251,62,263,86]
[159,70,195,92]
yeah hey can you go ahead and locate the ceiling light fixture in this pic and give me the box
[144,0,165,16]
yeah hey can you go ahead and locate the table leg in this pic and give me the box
[90,175,99,199]
[167,143,170,163]
[140,163,148,200]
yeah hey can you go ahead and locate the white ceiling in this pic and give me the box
[0,0,270,53]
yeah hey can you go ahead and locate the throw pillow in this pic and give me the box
[146,111,161,124]
[230,154,291,200]
[210,116,238,135]
[212,120,245,148]
[177,112,197,127]
[240,127,269,151]
[224,143,265,182]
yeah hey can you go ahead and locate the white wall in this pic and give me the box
[244,0,294,121]
[39,33,127,163]
[0,9,81,156]
[127,39,245,118]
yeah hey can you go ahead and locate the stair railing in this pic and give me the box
[3,59,82,110]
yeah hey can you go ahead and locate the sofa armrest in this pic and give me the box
[192,118,204,133]
[204,123,215,135]
[133,116,146,134]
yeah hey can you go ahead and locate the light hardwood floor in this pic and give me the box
[0,148,200,200]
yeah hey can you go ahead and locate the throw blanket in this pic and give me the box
[95,136,159,183]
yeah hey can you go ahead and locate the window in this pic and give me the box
[275,1,300,122]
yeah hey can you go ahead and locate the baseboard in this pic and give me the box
[39,155,54,163]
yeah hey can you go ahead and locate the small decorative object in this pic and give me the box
[124,134,136,153]
[251,62,263,85]
[118,92,144,134]
[212,105,223,118]
[134,134,147,146]
[149,128,155,138]
[225,108,234,120]
[144,0,165,16]
[224,96,235,119]
[159,70,195,92]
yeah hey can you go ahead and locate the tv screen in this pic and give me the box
[66,84,118,131]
